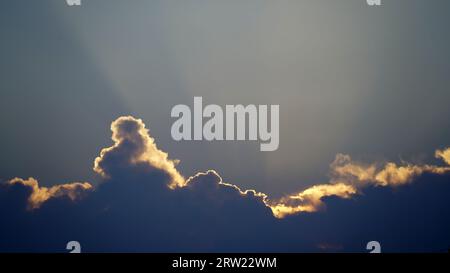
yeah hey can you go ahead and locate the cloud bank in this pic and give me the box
[1,116,450,252]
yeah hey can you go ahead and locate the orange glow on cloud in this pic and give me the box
[268,183,356,218]
[7,177,92,209]
[436,148,450,165]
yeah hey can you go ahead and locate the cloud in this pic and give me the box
[264,151,450,218]
[330,153,450,187]
[1,116,450,252]
[93,116,185,188]
[268,183,356,218]
[6,177,92,209]
[436,148,450,165]
[184,170,268,203]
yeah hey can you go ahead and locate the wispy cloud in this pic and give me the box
[436,148,450,165]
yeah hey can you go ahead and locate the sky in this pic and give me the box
[1,0,450,252]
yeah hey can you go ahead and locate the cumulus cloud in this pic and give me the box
[1,116,450,252]
[6,177,92,209]
[93,116,185,188]
[88,116,362,219]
